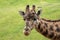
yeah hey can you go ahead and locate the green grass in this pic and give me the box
[0,0,60,40]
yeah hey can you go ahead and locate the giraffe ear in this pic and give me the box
[19,11,25,16]
[37,9,42,16]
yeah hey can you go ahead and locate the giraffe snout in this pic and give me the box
[23,30,30,36]
[23,27,31,36]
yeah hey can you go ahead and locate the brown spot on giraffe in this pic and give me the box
[56,27,60,32]
[44,22,48,27]
[49,25,53,31]
[48,31,54,38]
[42,29,48,36]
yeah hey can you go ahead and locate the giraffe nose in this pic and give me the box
[24,31,30,36]
[23,29,30,36]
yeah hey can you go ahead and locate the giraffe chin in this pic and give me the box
[24,31,30,36]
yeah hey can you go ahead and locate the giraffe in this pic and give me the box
[19,5,60,40]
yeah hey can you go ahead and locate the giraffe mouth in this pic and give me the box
[23,30,30,36]
[23,26,31,36]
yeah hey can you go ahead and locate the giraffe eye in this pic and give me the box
[33,18,37,21]
[23,18,25,20]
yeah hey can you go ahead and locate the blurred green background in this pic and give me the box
[0,0,60,40]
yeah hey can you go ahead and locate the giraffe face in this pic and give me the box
[19,5,41,36]
[19,11,38,36]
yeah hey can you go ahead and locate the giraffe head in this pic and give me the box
[19,5,42,36]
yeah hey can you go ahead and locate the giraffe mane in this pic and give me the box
[41,18,60,22]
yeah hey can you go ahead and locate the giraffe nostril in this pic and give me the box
[24,27,30,31]
[26,28,29,31]
[32,13,35,14]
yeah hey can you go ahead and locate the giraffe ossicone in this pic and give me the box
[19,5,60,40]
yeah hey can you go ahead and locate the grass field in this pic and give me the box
[0,0,60,40]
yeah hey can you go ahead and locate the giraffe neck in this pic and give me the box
[35,18,60,40]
